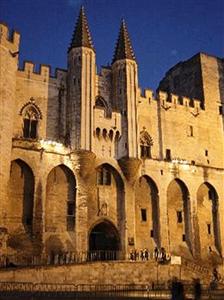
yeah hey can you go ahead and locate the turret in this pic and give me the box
[0,23,20,223]
[111,20,138,158]
[66,6,96,150]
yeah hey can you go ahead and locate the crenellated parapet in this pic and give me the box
[138,87,201,114]
[18,61,51,82]
[0,22,20,52]
[17,62,68,86]
[157,90,201,111]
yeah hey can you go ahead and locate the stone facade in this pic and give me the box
[0,7,223,271]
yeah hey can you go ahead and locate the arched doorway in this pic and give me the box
[135,175,160,249]
[45,165,76,233]
[95,164,124,250]
[167,179,192,256]
[196,182,221,259]
[89,221,120,260]
[9,159,34,233]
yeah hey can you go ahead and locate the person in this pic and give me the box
[161,247,166,262]
[154,247,159,261]
[144,248,149,260]
[129,249,135,261]
[140,249,144,261]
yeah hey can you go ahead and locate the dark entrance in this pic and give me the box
[89,221,119,260]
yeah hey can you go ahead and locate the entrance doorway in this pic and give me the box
[89,221,119,260]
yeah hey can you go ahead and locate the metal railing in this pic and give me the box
[0,281,222,299]
[0,249,172,268]
[0,250,126,268]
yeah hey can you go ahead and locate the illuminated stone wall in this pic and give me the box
[0,21,223,271]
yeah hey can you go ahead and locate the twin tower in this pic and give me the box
[67,6,138,158]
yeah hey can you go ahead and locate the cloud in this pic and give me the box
[67,0,83,7]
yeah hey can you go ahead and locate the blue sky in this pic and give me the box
[0,0,223,91]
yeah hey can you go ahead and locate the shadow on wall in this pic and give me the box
[7,228,41,256]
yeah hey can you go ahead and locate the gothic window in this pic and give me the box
[97,167,111,185]
[20,101,42,139]
[96,127,101,138]
[140,129,153,159]
[23,106,39,138]
[102,128,107,139]
[95,96,111,117]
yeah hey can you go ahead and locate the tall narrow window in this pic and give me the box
[23,106,39,139]
[177,211,183,223]
[141,209,147,222]
[166,149,171,161]
[207,223,211,235]
[189,125,194,137]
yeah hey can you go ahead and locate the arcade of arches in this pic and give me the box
[5,159,222,262]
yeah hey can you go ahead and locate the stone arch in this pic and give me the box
[95,127,100,138]
[95,96,111,117]
[45,164,76,232]
[8,159,35,233]
[89,219,120,251]
[167,178,192,256]
[95,163,125,251]
[196,182,221,259]
[20,100,42,119]
[102,128,107,139]
[135,175,160,249]
[109,129,114,141]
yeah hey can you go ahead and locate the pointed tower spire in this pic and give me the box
[69,6,94,52]
[112,19,136,64]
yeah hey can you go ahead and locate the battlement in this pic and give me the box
[0,22,20,51]
[18,62,67,83]
[157,90,201,110]
[138,87,201,110]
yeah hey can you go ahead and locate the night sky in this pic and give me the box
[0,0,223,91]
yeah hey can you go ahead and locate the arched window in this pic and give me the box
[96,127,101,138]
[97,167,111,185]
[95,96,111,117]
[140,129,153,159]
[23,106,39,139]
[109,130,114,141]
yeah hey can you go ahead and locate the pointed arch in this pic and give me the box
[95,96,111,117]
[135,175,160,248]
[89,219,120,251]
[167,178,192,256]
[9,159,35,233]
[196,182,221,258]
[95,163,125,251]
[20,101,42,119]
[45,164,76,232]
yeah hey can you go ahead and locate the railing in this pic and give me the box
[0,251,126,268]
[0,249,172,268]
[0,281,221,299]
